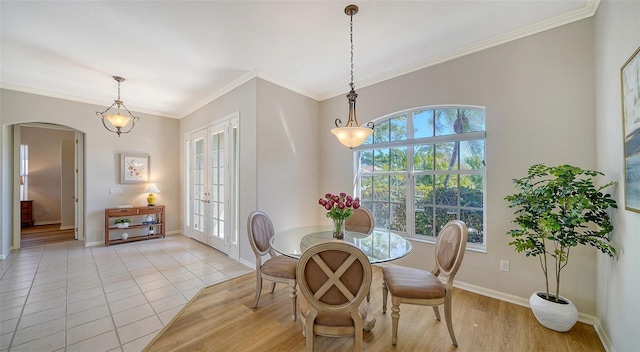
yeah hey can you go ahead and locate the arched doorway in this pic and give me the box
[12,123,85,249]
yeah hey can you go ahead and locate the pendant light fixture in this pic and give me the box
[96,76,139,137]
[331,4,374,149]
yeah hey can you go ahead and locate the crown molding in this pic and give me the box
[318,0,601,101]
[0,82,178,119]
[2,0,600,119]
[178,70,320,118]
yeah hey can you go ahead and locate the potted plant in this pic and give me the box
[115,218,132,228]
[504,164,617,332]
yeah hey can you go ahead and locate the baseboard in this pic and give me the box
[378,263,612,349]
[166,230,181,236]
[452,279,613,350]
[238,257,254,269]
[593,319,615,352]
[85,241,103,247]
[452,280,597,324]
[33,220,61,226]
[59,225,74,230]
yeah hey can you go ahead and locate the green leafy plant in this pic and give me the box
[115,218,131,224]
[505,164,617,303]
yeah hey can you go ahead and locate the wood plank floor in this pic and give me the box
[144,266,604,352]
[21,224,75,247]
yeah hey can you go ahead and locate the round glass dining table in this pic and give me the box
[270,225,412,263]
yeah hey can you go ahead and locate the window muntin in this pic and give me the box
[358,106,486,247]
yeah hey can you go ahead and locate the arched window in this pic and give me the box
[356,106,486,247]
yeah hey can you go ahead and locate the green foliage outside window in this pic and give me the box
[359,107,485,245]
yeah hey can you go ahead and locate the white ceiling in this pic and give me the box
[0,1,597,119]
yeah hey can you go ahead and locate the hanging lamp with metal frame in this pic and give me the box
[331,4,374,149]
[96,76,139,137]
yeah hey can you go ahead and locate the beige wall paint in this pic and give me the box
[321,18,600,314]
[180,79,258,262]
[594,0,640,350]
[0,89,181,246]
[255,79,322,230]
[21,126,74,224]
[179,78,321,264]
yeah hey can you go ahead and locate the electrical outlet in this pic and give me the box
[500,260,510,272]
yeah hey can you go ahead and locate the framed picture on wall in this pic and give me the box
[120,153,149,184]
[621,46,640,212]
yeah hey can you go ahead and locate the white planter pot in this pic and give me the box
[116,223,129,228]
[529,291,578,332]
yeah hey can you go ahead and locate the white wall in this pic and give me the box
[0,89,181,248]
[321,18,602,314]
[594,0,640,351]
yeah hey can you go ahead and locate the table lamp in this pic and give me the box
[144,182,161,206]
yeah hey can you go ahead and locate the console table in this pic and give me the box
[104,205,165,246]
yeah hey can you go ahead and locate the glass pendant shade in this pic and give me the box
[105,114,132,128]
[331,126,373,149]
[96,76,139,137]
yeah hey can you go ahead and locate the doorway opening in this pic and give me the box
[13,123,85,249]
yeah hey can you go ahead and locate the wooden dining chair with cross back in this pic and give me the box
[297,240,373,352]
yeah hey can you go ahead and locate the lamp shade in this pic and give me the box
[105,114,132,128]
[144,182,161,194]
[331,126,373,149]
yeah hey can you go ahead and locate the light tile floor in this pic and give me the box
[0,235,251,352]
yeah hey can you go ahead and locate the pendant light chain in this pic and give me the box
[350,12,355,91]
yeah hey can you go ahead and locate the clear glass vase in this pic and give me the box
[333,218,346,240]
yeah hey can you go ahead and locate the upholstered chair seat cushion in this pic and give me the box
[299,294,368,326]
[261,256,297,279]
[382,266,445,299]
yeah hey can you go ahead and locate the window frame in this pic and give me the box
[353,105,487,251]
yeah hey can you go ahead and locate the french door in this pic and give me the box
[186,114,239,259]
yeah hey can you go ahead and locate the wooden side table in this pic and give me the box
[21,200,34,227]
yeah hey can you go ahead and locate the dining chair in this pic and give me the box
[247,210,298,321]
[345,207,374,234]
[382,220,468,346]
[297,240,372,352]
